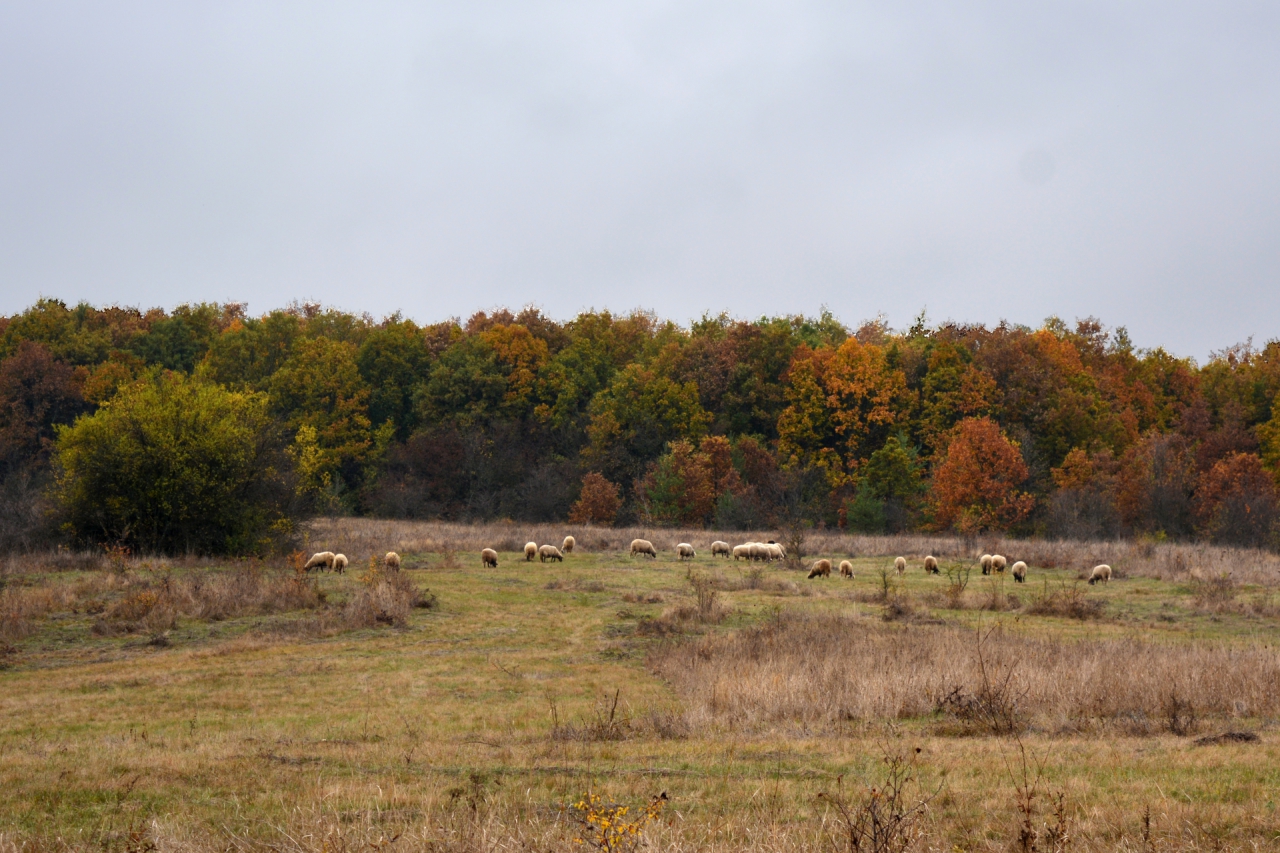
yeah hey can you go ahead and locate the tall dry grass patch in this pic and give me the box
[306,518,1280,584]
[651,611,1280,734]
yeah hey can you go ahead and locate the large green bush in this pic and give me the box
[54,372,296,554]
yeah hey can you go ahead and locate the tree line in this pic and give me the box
[1,298,1278,553]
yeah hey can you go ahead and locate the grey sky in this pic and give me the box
[2,2,1278,360]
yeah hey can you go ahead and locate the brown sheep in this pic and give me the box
[894,556,906,576]
[808,559,832,579]
[630,539,657,558]
[923,555,939,574]
[332,554,348,574]
[384,552,401,571]
[481,548,498,568]
[562,535,575,554]
[1088,564,1112,585]
[711,540,731,557]
[304,551,335,572]
[839,560,854,578]
[524,542,538,562]
[539,544,564,563]
[1011,560,1027,583]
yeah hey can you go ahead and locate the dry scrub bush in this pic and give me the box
[650,611,1280,733]
[1025,581,1105,620]
[345,570,438,629]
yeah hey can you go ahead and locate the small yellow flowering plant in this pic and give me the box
[568,791,667,852]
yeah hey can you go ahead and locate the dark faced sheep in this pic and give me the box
[980,554,994,575]
[630,539,657,558]
[539,545,564,563]
[524,542,538,562]
[711,541,731,557]
[1088,564,1112,585]
[562,536,575,554]
[808,559,832,579]
[923,555,939,574]
[991,555,1007,573]
[839,560,854,578]
[384,552,401,571]
[304,551,335,572]
[1011,560,1027,583]
[481,548,498,568]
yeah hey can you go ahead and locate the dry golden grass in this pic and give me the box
[651,610,1280,735]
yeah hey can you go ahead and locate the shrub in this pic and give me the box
[568,472,621,526]
[54,372,299,555]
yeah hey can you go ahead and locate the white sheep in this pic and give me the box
[675,543,695,560]
[384,552,401,571]
[767,543,785,561]
[711,541,731,558]
[524,542,538,562]
[539,544,564,563]
[304,551,335,572]
[748,542,769,561]
[630,539,657,558]
[894,556,906,576]
[1088,564,1112,585]
[991,554,1007,573]
[980,554,994,575]
[808,559,832,579]
[562,535,575,554]
[1011,561,1027,583]
[839,560,854,578]
[481,548,498,568]
[923,555,939,575]
[332,554,348,574]
[732,544,751,560]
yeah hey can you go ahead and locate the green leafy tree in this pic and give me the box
[357,320,431,437]
[54,373,295,553]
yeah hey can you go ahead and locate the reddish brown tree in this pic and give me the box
[929,417,1035,534]
[1194,452,1278,547]
[568,472,621,526]
[0,341,87,474]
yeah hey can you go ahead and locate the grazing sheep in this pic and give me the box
[539,544,564,563]
[980,554,994,575]
[304,551,335,572]
[732,544,751,560]
[481,548,498,568]
[562,535,575,554]
[923,555,939,574]
[767,543,785,561]
[747,542,768,561]
[711,540,731,557]
[524,542,538,562]
[630,539,657,558]
[384,552,401,571]
[675,543,695,560]
[991,554,1007,573]
[1088,564,1112,585]
[894,556,906,576]
[332,554,348,574]
[808,559,832,579]
[839,560,854,578]
[1011,560,1027,583]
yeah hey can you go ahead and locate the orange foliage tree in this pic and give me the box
[568,472,621,526]
[929,417,1035,534]
[1194,452,1278,547]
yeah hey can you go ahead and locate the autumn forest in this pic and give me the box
[2,298,1278,554]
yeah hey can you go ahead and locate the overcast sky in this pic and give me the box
[2,2,1278,359]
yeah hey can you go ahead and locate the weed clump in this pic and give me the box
[1026,580,1105,620]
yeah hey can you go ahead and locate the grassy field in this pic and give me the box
[2,522,1280,851]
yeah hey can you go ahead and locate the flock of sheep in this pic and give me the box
[305,539,1113,587]
[303,550,400,573]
